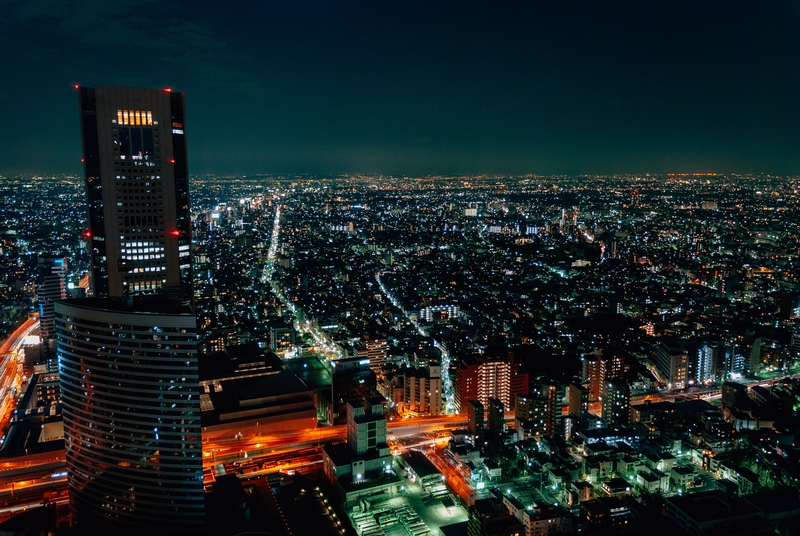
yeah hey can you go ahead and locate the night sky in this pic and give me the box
[2,0,800,176]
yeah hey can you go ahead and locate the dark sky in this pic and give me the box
[2,0,800,176]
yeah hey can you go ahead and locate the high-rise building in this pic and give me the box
[568,383,589,418]
[486,397,505,437]
[345,397,387,455]
[466,400,485,443]
[402,363,442,416]
[269,323,296,354]
[454,354,528,412]
[55,297,204,534]
[582,349,626,402]
[654,342,688,390]
[357,335,389,370]
[78,85,192,300]
[34,254,67,364]
[515,381,557,439]
[601,378,630,428]
[696,342,724,384]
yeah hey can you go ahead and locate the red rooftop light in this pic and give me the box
[169,230,181,237]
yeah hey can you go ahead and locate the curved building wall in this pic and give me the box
[55,299,203,534]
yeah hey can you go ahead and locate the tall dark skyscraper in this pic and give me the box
[59,86,203,533]
[78,86,192,300]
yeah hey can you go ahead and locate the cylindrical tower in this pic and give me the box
[55,297,204,534]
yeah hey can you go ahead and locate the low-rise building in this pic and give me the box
[670,466,695,491]
[401,451,443,492]
[322,398,399,505]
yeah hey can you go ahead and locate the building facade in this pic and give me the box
[322,398,397,504]
[654,343,688,390]
[601,378,631,428]
[35,254,67,362]
[78,86,192,300]
[455,354,528,412]
[55,298,203,534]
[515,384,556,439]
[402,364,442,415]
[568,383,589,418]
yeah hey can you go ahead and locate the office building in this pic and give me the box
[34,254,67,363]
[322,398,398,503]
[55,297,203,534]
[198,344,317,443]
[653,342,688,390]
[356,335,389,370]
[78,85,192,300]
[402,363,442,415]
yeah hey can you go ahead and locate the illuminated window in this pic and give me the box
[116,110,154,126]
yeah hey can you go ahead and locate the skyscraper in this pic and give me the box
[55,297,204,534]
[78,85,192,300]
[34,254,66,365]
[61,85,203,532]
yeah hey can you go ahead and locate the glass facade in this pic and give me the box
[55,298,204,534]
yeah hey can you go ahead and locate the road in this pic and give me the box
[0,461,68,523]
[427,447,474,505]
[376,273,455,412]
[0,315,39,433]
[202,414,468,467]
[261,204,343,360]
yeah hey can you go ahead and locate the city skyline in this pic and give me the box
[2,1,800,533]
[1,171,800,533]
[2,1,800,177]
